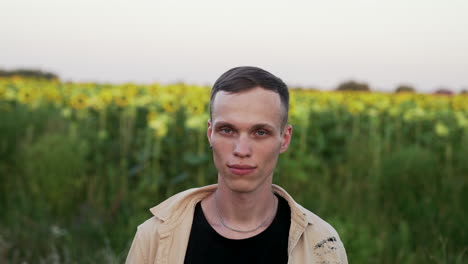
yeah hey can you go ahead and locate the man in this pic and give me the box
[126,66,348,263]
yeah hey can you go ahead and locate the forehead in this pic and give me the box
[211,87,283,128]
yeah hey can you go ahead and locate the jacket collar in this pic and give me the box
[272,184,316,225]
[149,184,315,226]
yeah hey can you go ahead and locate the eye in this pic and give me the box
[255,130,269,136]
[219,127,233,134]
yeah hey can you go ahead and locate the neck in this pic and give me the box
[215,179,276,225]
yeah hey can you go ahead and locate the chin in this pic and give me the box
[222,177,261,194]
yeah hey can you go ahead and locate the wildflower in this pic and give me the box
[0,86,5,99]
[115,94,129,107]
[18,88,36,103]
[44,86,61,104]
[186,113,209,131]
[160,93,178,113]
[367,108,378,117]
[186,102,206,115]
[148,113,170,138]
[61,107,72,118]
[388,107,400,117]
[455,112,468,128]
[147,110,157,123]
[88,97,106,110]
[452,96,468,112]
[5,89,16,101]
[50,225,67,238]
[134,95,153,107]
[434,122,449,137]
[374,98,390,111]
[123,84,138,98]
[292,103,311,122]
[98,90,113,104]
[70,94,89,110]
[403,107,426,122]
[148,84,160,95]
[310,101,325,113]
[347,101,365,115]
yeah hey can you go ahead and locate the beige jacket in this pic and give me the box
[126,184,348,264]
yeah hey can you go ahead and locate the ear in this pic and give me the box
[279,124,293,154]
[207,119,213,145]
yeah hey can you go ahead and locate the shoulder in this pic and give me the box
[134,185,217,235]
[149,184,217,222]
[273,184,341,238]
[272,184,348,263]
[301,205,340,238]
[299,205,348,263]
[126,217,163,264]
[136,216,163,236]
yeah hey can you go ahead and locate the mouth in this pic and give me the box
[227,164,257,175]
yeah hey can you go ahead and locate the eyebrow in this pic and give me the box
[251,123,275,131]
[214,121,276,131]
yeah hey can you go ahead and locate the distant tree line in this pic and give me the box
[335,80,466,95]
[395,85,415,93]
[1,68,466,94]
[0,69,58,80]
[336,80,370,92]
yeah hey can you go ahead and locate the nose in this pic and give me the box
[233,134,252,158]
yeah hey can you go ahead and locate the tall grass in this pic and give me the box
[0,80,467,263]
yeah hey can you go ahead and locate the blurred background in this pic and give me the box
[1,0,467,263]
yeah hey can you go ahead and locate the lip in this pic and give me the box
[227,164,257,175]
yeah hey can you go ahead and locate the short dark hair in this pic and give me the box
[210,66,289,127]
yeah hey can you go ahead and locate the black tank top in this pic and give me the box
[184,194,291,264]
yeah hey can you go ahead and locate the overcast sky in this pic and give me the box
[1,0,467,92]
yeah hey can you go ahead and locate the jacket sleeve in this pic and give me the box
[126,227,148,264]
[337,236,348,264]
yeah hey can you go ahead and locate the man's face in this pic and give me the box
[207,87,292,193]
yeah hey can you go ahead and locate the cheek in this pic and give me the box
[211,140,231,165]
[211,148,223,172]
[257,141,282,164]
[259,137,282,152]
[212,138,230,153]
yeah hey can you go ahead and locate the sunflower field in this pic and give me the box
[0,77,467,263]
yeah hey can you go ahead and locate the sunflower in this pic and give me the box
[18,88,37,104]
[70,94,89,110]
